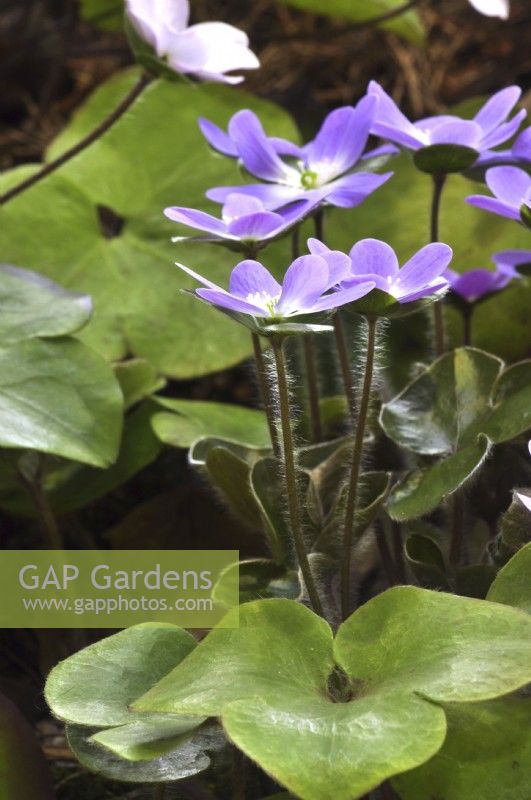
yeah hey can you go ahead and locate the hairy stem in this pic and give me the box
[272,337,324,615]
[334,314,356,423]
[251,333,281,460]
[0,72,151,205]
[430,173,448,357]
[19,462,63,550]
[341,316,378,620]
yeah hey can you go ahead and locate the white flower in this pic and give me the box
[467,0,510,19]
[125,0,259,84]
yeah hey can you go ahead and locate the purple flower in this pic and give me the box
[175,253,375,324]
[476,127,531,168]
[199,98,393,211]
[125,0,259,84]
[468,0,509,17]
[368,82,525,157]
[444,255,521,303]
[466,166,531,226]
[309,238,452,304]
[164,194,315,249]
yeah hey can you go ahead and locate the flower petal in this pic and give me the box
[198,117,238,157]
[306,96,377,180]
[229,260,281,300]
[480,109,527,150]
[517,492,531,512]
[196,288,266,315]
[227,212,287,240]
[318,250,353,288]
[207,183,303,211]
[428,120,482,147]
[449,269,505,301]
[396,279,449,303]
[175,262,225,291]
[467,0,509,18]
[222,194,265,222]
[307,238,331,256]
[228,110,296,183]
[324,171,393,208]
[349,239,399,280]
[466,195,522,220]
[311,281,376,312]
[394,243,453,297]
[165,206,228,236]
[368,81,427,149]
[486,166,530,204]
[512,127,531,160]
[277,255,330,315]
[492,249,531,270]
[474,86,522,134]
[172,22,259,82]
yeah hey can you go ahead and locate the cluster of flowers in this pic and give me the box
[163,80,530,324]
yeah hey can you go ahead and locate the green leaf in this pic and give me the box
[0,338,123,467]
[276,0,425,44]
[213,559,300,606]
[395,545,531,800]
[386,436,490,522]
[135,591,531,799]
[326,155,531,363]
[393,696,531,800]
[0,264,92,344]
[114,359,165,410]
[381,348,531,520]
[487,543,531,614]
[0,692,55,799]
[205,446,264,532]
[0,70,301,379]
[45,623,208,774]
[404,533,448,588]
[251,456,297,564]
[66,722,215,783]
[153,398,271,449]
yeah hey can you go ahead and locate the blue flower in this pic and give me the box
[368,82,526,158]
[175,253,375,324]
[165,193,316,250]
[444,252,524,303]
[466,166,531,226]
[198,97,393,211]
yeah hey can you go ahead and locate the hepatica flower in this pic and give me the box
[200,98,393,211]
[468,0,509,17]
[466,166,531,227]
[368,82,525,171]
[125,0,259,84]
[165,194,315,250]
[309,238,452,314]
[476,127,531,168]
[444,250,527,303]
[175,254,375,331]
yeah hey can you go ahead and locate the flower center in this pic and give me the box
[300,169,319,189]
[246,291,280,316]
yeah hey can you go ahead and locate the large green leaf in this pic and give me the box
[0,337,123,467]
[381,348,531,520]
[276,0,424,43]
[394,696,531,800]
[0,69,300,379]
[135,591,531,800]
[326,155,531,363]
[394,545,531,800]
[46,623,207,773]
[487,542,531,614]
[152,398,271,449]
[0,264,92,344]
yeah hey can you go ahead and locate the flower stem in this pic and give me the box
[430,173,447,357]
[303,336,323,442]
[334,314,356,423]
[341,316,378,620]
[292,227,323,442]
[0,72,151,206]
[251,333,281,460]
[272,336,324,616]
[18,459,63,550]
